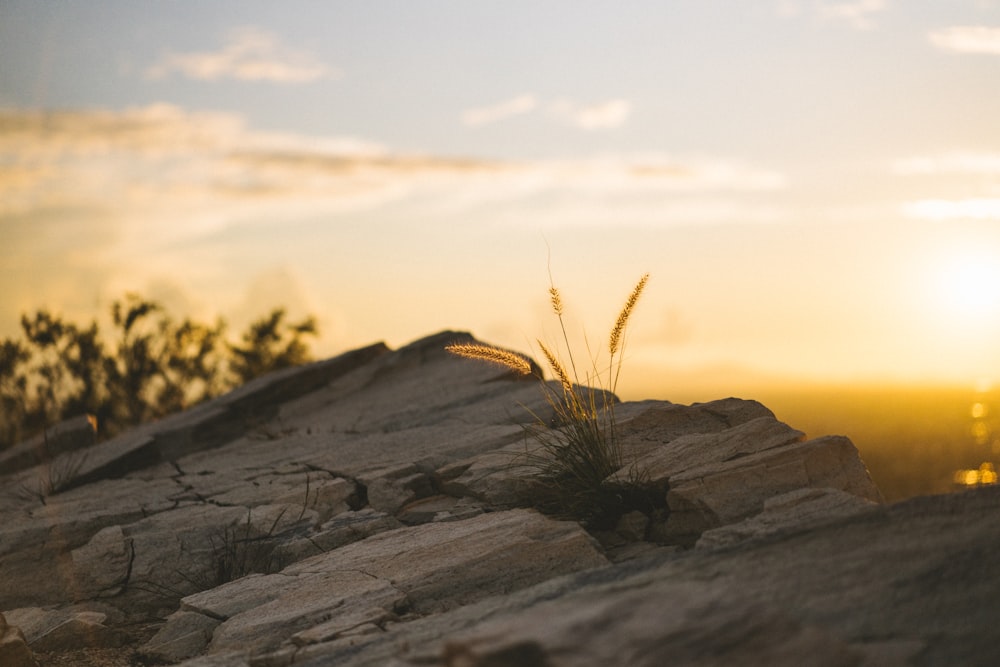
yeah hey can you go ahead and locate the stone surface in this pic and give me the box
[696,486,878,549]
[164,508,606,657]
[3,330,992,666]
[0,612,39,667]
[4,606,128,652]
[0,414,96,478]
[613,410,882,545]
[70,525,134,600]
[425,486,1000,667]
[140,610,222,663]
[440,580,864,667]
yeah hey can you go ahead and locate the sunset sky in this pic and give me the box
[3,1,1000,400]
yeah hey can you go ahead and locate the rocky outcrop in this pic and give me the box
[1,330,995,666]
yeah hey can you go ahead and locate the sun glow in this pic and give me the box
[929,248,1000,328]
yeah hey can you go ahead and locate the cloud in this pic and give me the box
[0,106,785,229]
[462,95,631,130]
[893,152,1000,175]
[547,99,632,130]
[461,95,538,127]
[902,198,1000,221]
[929,26,1000,55]
[0,104,789,344]
[817,0,886,30]
[776,0,887,30]
[146,27,335,83]
[0,106,785,232]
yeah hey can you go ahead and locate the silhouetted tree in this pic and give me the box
[228,308,318,385]
[0,296,320,451]
[0,338,31,446]
[156,316,227,416]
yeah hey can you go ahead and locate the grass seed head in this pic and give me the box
[537,339,573,396]
[445,343,533,375]
[549,286,564,316]
[609,273,649,356]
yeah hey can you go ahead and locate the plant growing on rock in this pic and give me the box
[447,273,663,528]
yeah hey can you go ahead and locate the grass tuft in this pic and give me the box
[447,273,660,529]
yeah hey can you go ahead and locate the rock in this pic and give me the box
[170,508,607,657]
[0,613,39,667]
[435,437,541,507]
[361,463,436,514]
[0,474,189,613]
[272,509,402,562]
[118,501,323,619]
[5,330,991,667]
[427,485,1000,667]
[613,411,881,545]
[0,414,96,478]
[617,398,777,458]
[441,580,864,667]
[17,342,389,496]
[614,510,649,542]
[140,610,222,663]
[3,606,127,652]
[696,487,878,549]
[70,525,134,600]
[665,434,881,545]
[396,495,485,525]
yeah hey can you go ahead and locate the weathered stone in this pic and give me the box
[441,580,863,667]
[0,414,96,478]
[613,414,881,545]
[625,415,807,481]
[361,463,436,514]
[0,613,39,667]
[396,495,485,525]
[179,570,404,656]
[140,610,222,663]
[69,525,133,599]
[173,509,606,657]
[696,487,878,549]
[272,509,402,562]
[436,439,538,507]
[665,434,881,544]
[0,476,179,611]
[614,510,649,542]
[7,330,990,667]
[121,503,259,619]
[617,398,777,458]
[4,607,127,652]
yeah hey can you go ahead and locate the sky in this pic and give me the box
[3,0,1000,400]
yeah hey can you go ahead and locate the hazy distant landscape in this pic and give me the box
[684,384,1000,502]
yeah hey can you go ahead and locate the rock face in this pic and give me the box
[1,330,997,666]
[0,612,39,667]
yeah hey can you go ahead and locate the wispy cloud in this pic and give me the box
[818,0,887,30]
[146,27,336,83]
[0,106,784,225]
[461,95,538,127]
[776,0,887,30]
[462,95,632,130]
[903,198,1000,221]
[929,26,1000,55]
[0,105,788,346]
[893,151,1000,175]
[547,99,632,130]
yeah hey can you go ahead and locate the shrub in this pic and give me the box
[0,296,320,450]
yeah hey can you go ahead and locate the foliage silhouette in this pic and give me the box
[0,296,319,450]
